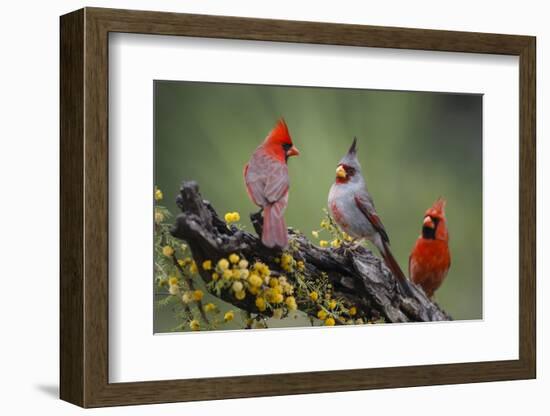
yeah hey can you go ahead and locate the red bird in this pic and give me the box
[244,119,299,249]
[409,198,451,298]
[328,138,413,296]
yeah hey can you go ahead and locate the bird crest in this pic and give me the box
[266,118,292,146]
[338,137,361,169]
[426,197,447,218]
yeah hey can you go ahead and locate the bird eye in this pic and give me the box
[282,143,292,151]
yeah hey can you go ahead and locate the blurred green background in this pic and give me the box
[154,80,482,330]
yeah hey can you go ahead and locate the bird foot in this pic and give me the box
[341,239,364,256]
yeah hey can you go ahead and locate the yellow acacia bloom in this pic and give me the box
[248,273,263,288]
[154,211,164,224]
[296,261,305,271]
[311,230,319,239]
[229,253,240,264]
[211,272,220,281]
[168,276,178,286]
[272,293,284,304]
[202,260,212,271]
[254,262,270,277]
[192,290,204,301]
[319,240,329,248]
[154,187,163,201]
[349,307,357,316]
[235,290,246,300]
[317,310,327,320]
[224,212,241,223]
[285,296,297,311]
[309,291,319,302]
[222,269,233,280]
[232,281,244,293]
[189,320,200,331]
[281,253,293,272]
[204,303,216,312]
[224,310,234,322]
[238,259,249,269]
[218,258,230,270]
[255,297,266,312]
[162,245,174,257]
[331,239,341,248]
[325,317,336,326]
[189,261,198,274]
[181,291,192,303]
[248,286,260,295]
[328,300,337,310]
[169,285,180,296]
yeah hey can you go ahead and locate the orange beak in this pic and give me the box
[336,165,347,179]
[423,215,435,229]
[286,146,300,157]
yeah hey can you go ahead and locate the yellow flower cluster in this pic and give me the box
[224,212,241,223]
[330,239,341,248]
[224,310,234,322]
[311,212,354,249]
[154,187,163,201]
[208,254,299,318]
[154,210,164,224]
[169,282,180,296]
[316,309,336,326]
[189,319,200,331]
[280,253,294,272]
[162,245,174,257]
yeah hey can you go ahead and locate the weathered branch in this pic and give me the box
[171,181,451,323]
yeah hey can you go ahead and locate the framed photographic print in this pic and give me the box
[60,7,536,408]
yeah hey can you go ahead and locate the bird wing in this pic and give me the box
[263,158,289,203]
[354,193,390,244]
[244,152,289,206]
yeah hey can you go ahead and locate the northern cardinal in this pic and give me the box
[409,198,451,298]
[244,119,300,249]
[328,138,413,295]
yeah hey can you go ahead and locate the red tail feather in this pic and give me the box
[262,202,288,249]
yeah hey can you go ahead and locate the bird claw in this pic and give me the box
[341,239,364,256]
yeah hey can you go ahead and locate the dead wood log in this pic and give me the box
[170,180,451,323]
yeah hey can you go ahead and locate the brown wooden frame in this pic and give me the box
[60,7,536,408]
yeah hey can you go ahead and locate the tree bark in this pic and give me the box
[171,181,451,323]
